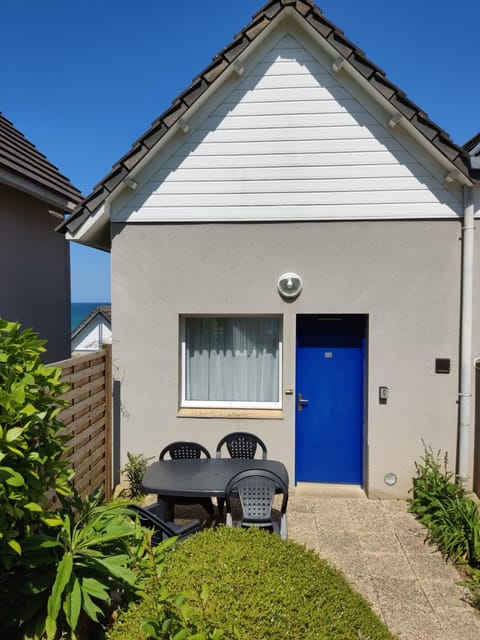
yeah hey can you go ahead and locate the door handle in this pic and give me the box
[297,392,309,411]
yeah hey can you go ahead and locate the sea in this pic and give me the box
[71,302,110,331]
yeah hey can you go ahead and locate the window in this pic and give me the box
[181,316,282,409]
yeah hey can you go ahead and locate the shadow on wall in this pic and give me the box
[113,380,121,487]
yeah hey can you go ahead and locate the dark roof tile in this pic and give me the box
[305,9,335,37]
[253,1,282,20]
[326,31,357,59]
[348,52,384,80]
[142,121,169,149]
[245,15,271,40]
[369,73,396,99]
[121,143,149,170]
[202,57,230,84]
[411,113,440,141]
[390,93,418,120]
[431,134,460,161]
[103,165,129,193]
[161,102,189,129]
[84,187,108,213]
[179,77,210,107]
[223,35,251,62]
[0,113,81,205]
[295,0,313,17]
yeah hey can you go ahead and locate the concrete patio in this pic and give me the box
[287,496,480,640]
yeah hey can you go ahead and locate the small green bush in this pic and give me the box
[109,526,395,640]
[122,452,153,499]
[409,444,480,566]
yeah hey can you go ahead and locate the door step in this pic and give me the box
[294,482,367,499]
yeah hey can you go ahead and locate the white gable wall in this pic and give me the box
[72,315,112,353]
[114,30,462,224]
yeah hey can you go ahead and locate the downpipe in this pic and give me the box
[457,186,475,485]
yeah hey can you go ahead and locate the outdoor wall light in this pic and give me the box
[277,272,303,299]
[384,472,397,486]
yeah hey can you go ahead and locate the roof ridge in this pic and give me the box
[61,0,473,234]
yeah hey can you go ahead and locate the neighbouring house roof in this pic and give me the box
[0,112,82,210]
[60,0,475,244]
[463,132,480,175]
[71,305,112,341]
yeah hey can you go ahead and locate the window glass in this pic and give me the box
[183,316,281,408]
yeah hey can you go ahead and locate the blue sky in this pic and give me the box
[2,0,479,301]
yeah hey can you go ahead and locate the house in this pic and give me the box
[71,305,112,354]
[61,0,480,498]
[71,304,112,354]
[0,113,82,361]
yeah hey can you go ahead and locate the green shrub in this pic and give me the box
[122,452,153,499]
[109,527,395,640]
[409,444,480,566]
[0,487,149,639]
[0,318,73,569]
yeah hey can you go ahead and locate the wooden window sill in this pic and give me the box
[177,408,283,419]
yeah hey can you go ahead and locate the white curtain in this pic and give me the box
[186,317,279,403]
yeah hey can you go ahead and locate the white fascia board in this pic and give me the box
[286,9,473,188]
[65,201,110,251]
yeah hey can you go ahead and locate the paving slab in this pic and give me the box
[287,496,480,640]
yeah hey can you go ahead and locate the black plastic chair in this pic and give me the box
[160,441,211,461]
[215,432,267,460]
[224,469,288,540]
[216,433,268,513]
[128,503,201,544]
[159,441,215,519]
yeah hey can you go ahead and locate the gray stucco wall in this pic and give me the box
[112,219,464,498]
[0,184,71,362]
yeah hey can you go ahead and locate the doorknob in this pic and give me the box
[297,392,309,411]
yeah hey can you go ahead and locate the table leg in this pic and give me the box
[156,495,175,521]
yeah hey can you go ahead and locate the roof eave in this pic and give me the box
[0,166,81,211]
[63,201,111,252]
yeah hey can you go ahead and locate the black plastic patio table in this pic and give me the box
[142,458,289,520]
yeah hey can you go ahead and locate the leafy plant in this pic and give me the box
[408,443,480,565]
[0,318,73,569]
[427,495,480,565]
[122,452,153,499]
[0,487,149,639]
[408,443,480,612]
[109,527,395,640]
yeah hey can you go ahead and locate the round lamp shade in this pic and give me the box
[277,273,303,299]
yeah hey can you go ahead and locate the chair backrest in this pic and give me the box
[216,432,267,460]
[225,469,288,528]
[127,503,177,543]
[159,441,211,460]
[127,503,200,544]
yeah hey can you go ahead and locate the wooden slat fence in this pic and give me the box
[49,346,112,501]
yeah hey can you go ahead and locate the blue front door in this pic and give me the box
[295,316,365,484]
